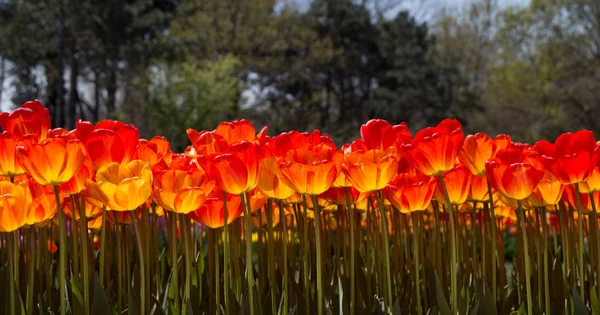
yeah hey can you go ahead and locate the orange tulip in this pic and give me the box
[75,120,139,170]
[384,172,436,213]
[0,132,25,177]
[320,186,370,206]
[59,160,93,195]
[580,167,600,193]
[434,164,472,205]
[86,160,152,211]
[341,144,399,193]
[187,188,243,228]
[62,198,103,221]
[279,132,342,195]
[468,175,490,202]
[206,141,259,195]
[152,161,215,214]
[135,136,173,167]
[257,156,296,200]
[16,135,86,186]
[0,100,50,141]
[26,178,59,226]
[459,133,493,177]
[0,179,32,232]
[400,118,464,176]
[485,147,544,200]
[186,130,229,156]
[535,130,596,185]
[359,119,411,151]
[214,119,267,144]
[528,171,564,207]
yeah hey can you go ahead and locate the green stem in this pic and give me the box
[266,201,277,315]
[222,191,230,315]
[301,198,310,315]
[53,185,67,315]
[99,205,107,287]
[486,181,497,301]
[7,231,15,315]
[26,227,35,315]
[412,211,423,315]
[375,191,393,310]
[76,195,90,315]
[589,194,600,302]
[114,214,123,312]
[574,183,585,299]
[241,192,255,315]
[130,211,147,315]
[516,200,533,315]
[278,200,289,315]
[540,207,551,315]
[437,176,459,314]
[311,194,324,315]
[168,212,180,314]
[343,187,356,315]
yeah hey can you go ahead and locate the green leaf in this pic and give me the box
[91,273,112,315]
[590,286,600,315]
[128,290,140,315]
[70,276,85,315]
[571,288,590,315]
[434,271,451,315]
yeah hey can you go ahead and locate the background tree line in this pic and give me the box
[0,0,596,150]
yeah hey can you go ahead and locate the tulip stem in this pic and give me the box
[486,182,497,302]
[412,211,423,315]
[437,175,459,315]
[7,231,15,315]
[301,199,310,315]
[241,192,255,315]
[76,195,90,315]
[222,191,230,315]
[26,227,35,315]
[375,191,393,310]
[266,201,277,315]
[310,194,324,315]
[589,194,600,302]
[130,211,147,315]
[278,200,289,315]
[53,185,68,315]
[114,214,123,312]
[574,183,585,299]
[168,211,180,315]
[343,187,356,315]
[99,205,107,287]
[540,207,551,314]
[516,200,533,315]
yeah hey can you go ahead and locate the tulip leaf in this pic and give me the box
[69,276,85,315]
[127,290,140,315]
[475,280,497,315]
[434,271,451,315]
[590,286,600,315]
[499,288,519,315]
[571,288,590,315]
[91,273,112,315]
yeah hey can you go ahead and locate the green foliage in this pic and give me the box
[145,55,241,151]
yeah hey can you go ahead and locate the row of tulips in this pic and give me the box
[0,100,599,314]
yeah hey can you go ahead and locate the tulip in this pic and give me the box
[153,158,215,214]
[75,120,140,170]
[535,130,596,185]
[0,100,50,141]
[359,119,411,151]
[0,132,25,177]
[341,146,399,193]
[206,141,259,195]
[17,135,86,186]
[384,172,436,213]
[401,118,464,176]
[0,179,32,232]
[187,188,242,228]
[86,160,152,211]
[434,164,472,206]
[485,148,544,201]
